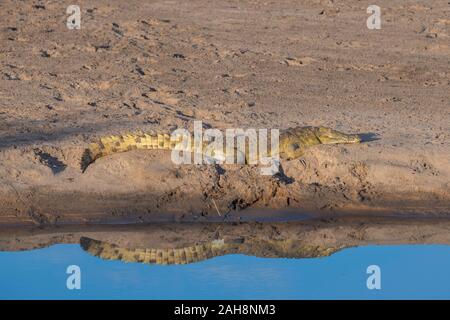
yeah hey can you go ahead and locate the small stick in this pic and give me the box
[211,198,221,216]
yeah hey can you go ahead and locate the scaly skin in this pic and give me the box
[80,126,361,171]
[80,237,341,265]
[278,126,361,160]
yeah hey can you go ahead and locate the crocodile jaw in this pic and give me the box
[315,127,361,145]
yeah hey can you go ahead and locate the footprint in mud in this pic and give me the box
[349,162,377,202]
[282,56,316,67]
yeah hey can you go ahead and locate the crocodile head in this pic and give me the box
[314,127,361,145]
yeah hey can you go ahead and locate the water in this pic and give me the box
[0,244,449,299]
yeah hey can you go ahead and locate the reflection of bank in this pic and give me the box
[1,217,450,265]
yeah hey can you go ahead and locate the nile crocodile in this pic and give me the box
[81,126,361,171]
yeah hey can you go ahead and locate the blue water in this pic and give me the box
[0,244,449,299]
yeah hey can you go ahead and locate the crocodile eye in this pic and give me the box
[292,143,300,150]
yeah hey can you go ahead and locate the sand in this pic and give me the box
[1,0,449,226]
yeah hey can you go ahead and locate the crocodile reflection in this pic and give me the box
[2,218,450,266]
[80,236,340,265]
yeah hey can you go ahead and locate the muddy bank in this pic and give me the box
[0,147,449,226]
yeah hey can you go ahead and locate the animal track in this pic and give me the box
[411,159,439,176]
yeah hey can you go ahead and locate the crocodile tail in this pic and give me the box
[80,132,179,172]
[80,237,229,265]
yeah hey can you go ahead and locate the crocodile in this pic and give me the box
[81,126,361,172]
[80,236,341,265]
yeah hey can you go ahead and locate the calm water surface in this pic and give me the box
[0,244,449,299]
